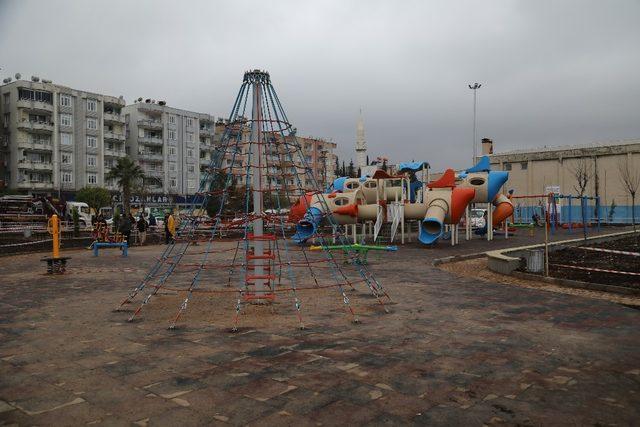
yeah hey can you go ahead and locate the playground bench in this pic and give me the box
[93,242,128,257]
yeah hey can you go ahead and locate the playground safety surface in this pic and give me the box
[1,230,639,425]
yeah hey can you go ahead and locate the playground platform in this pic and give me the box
[0,228,638,425]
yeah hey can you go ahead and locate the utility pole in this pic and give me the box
[468,83,482,164]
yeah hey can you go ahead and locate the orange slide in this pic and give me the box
[492,194,514,225]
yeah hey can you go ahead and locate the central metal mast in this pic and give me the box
[250,74,266,299]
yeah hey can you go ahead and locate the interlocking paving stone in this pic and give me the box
[1,242,639,425]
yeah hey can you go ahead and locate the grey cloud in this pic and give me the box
[1,0,638,171]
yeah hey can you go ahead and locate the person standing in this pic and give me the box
[137,214,148,245]
[148,213,157,230]
[164,213,171,244]
[119,214,132,245]
[167,212,176,244]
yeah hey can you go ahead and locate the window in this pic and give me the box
[87,173,97,184]
[187,179,195,188]
[168,115,176,124]
[3,113,9,128]
[520,162,528,170]
[87,136,97,148]
[186,117,193,127]
[187,164,195,173]
[186,132,193,143]
[187,149,193,158]
[60,114,72,127]
[3,93,9,106]
[87,155,96,167]
[60,133,73,145]
[87,118,97,130]
[61,153,73,165]
[504,163,512,171]
[168,129,176,140]
[170,178,177,187]
[60,94,71,107]
[169,162,176,172]
[169,146,176,155]
[18,88,53,104]
[86,99,97,112]
[62,172,73,183]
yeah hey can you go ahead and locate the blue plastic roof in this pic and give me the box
[466,156,491,173]
[398,161,429,173]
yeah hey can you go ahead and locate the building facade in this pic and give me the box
[211,118,337,193]
[483,138,640,223]
[0,77,126,195]
[0,78,338,201]
[123,101,215,196]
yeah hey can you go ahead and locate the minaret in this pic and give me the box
[355,109,367,170]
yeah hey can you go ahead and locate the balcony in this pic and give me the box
[144,169,164,179]
[137,118,163,130]
[147,185,164,194]
[139,136,163,146]
[104,112,125,124]
[139,152,164,162]
[18,140,53,152]
[17,161,53,171]
[17,120,54,133]
[17,181,53,190]
[199,127,214,136]
[104,131,125,141]
[16,99,54,113]
[200,157,211,166]
[200,143,215,152]
[104,148,126,158]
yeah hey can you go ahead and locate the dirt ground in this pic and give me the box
[439,257,640,308]
[1,237,639,425]
[549,235,640,288]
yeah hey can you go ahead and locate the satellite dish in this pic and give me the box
[138,97,142,102]
[15,73,21,80]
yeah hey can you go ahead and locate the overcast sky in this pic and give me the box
[1,0,639,170]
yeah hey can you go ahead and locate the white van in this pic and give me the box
[66,201,92,228]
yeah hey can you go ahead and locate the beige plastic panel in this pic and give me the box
[342,178,362,193]
[403,202,427,220]
[357,204,378,221]
[361,179,384,204]
[458,172,488,203]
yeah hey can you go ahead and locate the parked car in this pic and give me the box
[460,208,486,228]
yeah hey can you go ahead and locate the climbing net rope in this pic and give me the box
[115,70,391,331]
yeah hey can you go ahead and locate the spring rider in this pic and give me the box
[41,214,71,274]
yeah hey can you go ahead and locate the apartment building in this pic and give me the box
[123,100,215,196]
[211,118,337,193]
[0,76,126,195]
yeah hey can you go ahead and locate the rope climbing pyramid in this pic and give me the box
[115,70,391,331]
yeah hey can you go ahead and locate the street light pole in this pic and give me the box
[468,83,482,164]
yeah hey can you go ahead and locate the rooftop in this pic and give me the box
[492,138,640,156]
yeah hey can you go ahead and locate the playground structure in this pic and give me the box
[115,70,390,331]
[290,155,515,246]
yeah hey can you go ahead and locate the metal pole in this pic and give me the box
[250,81,265,298]
[544,207,549,277]
[469,83,482,164]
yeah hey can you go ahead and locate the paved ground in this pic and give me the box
[1,229,639,426]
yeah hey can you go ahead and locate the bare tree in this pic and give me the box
[569,158,593,240]
[618,158,640,230]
